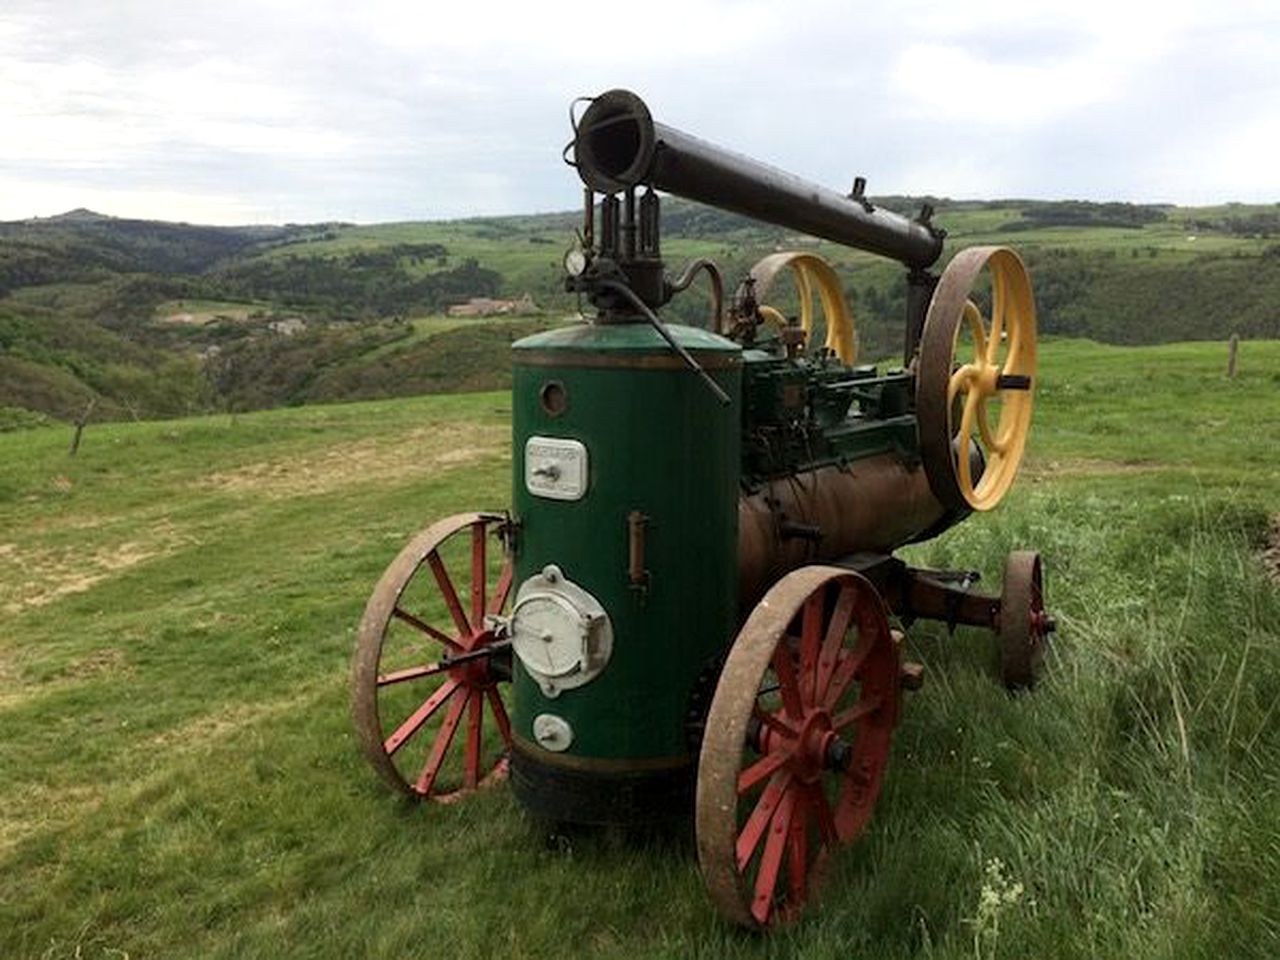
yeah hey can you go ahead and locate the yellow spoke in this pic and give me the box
[1004,312,1022,367]
[987,269,1006,364]
[956,391,980,494]
[796,265,814,342]
[976,396,1001,452]
[963,300,988,361]
[948,364,975,404]
[996,410,1020,450]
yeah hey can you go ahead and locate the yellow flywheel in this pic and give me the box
[745,252,857,365]
[916,246,1037,512]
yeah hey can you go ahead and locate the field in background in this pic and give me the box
[1,339,1277,959]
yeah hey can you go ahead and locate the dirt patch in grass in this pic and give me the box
[198,422,507,498]
[65,647,132,679]
[0,650,19,702]
[1261,515,1280,586]
[0,783,102,857]
[1,538,177,614]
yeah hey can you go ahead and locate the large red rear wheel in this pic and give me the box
[351,513,515,802]
[696,566,902,927]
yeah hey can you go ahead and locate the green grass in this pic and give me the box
[1,340,1278,958]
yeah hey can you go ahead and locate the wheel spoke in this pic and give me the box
[752,704,798,740]
[751,787,796,925]
[470,523,486,626]
[796,265,814,342]
[787,787,810,908]
[963,300,988,361]
[808,780,838,844]
[799,592,823,700]
[987,269,1007,364]
[771,645,805,720]
[463,689,483,789]
[823,632,873,711]
[975,395,1000,452]
[736,771,790,871]
[486,689,513,746]
[956,391,980,492]
[738,744,795,795]
[1005,305,1023,366]
[377,662,447,686]
[426,551,472,639]
[948,364,974,406]
[383,678,459,756]
[414,685,468,795]
[488,558,514,616]
[391,607,461,649]
[832,693,884,731]
[815,585,856,703]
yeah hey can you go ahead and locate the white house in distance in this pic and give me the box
[447,294,537,317]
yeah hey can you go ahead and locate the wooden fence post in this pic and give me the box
[68,397,97,456]
[1227,334,1239,378]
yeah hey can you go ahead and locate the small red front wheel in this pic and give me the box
[999,550,1049,689]
[351,512,515,802]
[696,566,902,928]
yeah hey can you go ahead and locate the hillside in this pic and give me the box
[1,339,1276,958]
[1,199,1278,425]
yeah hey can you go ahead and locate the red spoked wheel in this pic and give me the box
[351,512,515,802]
[696,566,902,928]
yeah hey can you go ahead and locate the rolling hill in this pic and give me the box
[2,198,1278,426]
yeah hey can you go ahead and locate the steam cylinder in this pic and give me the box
[509,322,741,825]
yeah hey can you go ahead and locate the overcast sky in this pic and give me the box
[2,0,1278,224]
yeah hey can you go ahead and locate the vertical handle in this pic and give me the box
[627,511,648,586]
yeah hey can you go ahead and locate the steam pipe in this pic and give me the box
[572,89,944,270]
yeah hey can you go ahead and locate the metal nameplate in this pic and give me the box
[525,436,589,501]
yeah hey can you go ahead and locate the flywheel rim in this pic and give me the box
[746,252,858,365]
[916,245,1037,512]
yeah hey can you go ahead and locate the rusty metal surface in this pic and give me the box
[999,550,1049,689]
[916,247,991,512]
[737,456,948,607]
[839,553,1002,631]
[572,89,943,269]
[695,566,900,927]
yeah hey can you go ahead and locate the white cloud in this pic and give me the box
[0,0,1277,222]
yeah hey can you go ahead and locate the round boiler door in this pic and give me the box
[510,593,585,678]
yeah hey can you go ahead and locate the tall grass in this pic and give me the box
[1,340,1277,958]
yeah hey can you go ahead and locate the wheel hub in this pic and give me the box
[448,628,499,687]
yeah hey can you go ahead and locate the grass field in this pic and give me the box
[1,339,1277,959]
